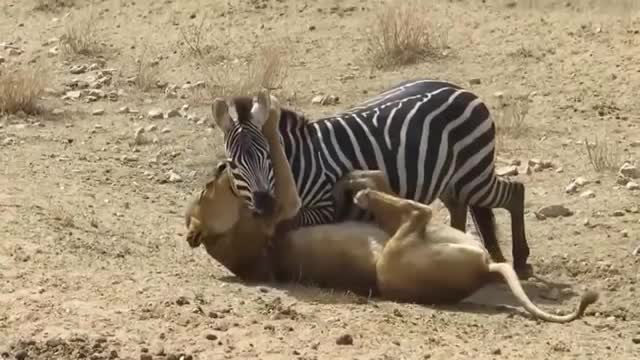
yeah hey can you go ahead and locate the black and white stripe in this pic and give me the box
[221,79,530,271]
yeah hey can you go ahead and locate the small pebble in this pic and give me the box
[336,334,353,345]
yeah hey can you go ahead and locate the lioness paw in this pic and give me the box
[353,189,370,209]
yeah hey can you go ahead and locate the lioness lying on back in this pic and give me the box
[185,90,598,323]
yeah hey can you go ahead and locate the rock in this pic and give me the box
[336,334,353,345]
[205,334,217,341]
[167,171,182,183]
[617,174,630,186]
[536,204,573,218]
[469,78,481,85]
[70,64,87,74]
[566,177,591,194]
[88,89,105,98]
[311,94,339,106]
[579,190,595,198]
[134,127,147,145]
[161,127,171,134]
[63,90,82,100]
[51,108,65,116]
[146,124,158,132]
[633,246,640,257]
[619,163,639,179]
[627,181,640,191]
[148,109,163,119]
[165,108,180,118]
[539,160,554,169]
[2,138,15,146]
[565,182,578,194]
[117,106,130,114]
[140,354,152,360]
[0,55,4,64]
[8,48,22,56]
[574,177,590,186]
[612,210,625,217]
[48,46,59,57]
[496,165,518,177]
[621,229,629,238]
[92,109,105,116]
[14,350,27,360]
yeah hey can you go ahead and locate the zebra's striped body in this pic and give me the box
[214,79,531,275]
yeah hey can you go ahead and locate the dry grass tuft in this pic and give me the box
[584,135,621,172]
[494,94,531,139]
[59,11,103,56]
[365,0,447,69]
[34,0,75,12]
[130,48,160,92]
[179,17,218,59]
[194,45,289,101]
[0,66,46,115]
[519,0,639,13]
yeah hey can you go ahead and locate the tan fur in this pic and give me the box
[186,92,598,323]
[185,89,300,282]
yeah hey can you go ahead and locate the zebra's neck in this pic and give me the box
[278,108,352,182]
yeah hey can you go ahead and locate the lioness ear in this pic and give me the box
[250,89,271,128]
[212,98,233,133]
[214,160,229,177]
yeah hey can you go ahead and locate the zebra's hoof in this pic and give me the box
[353,189,370,209]
[515,263,534,280]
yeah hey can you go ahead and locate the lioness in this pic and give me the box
[185,90,598,323]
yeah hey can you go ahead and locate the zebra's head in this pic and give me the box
[211,90,276,217]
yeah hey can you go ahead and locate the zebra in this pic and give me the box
[211,79,532,278]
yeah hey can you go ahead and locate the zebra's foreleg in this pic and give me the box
[439,191,469,232]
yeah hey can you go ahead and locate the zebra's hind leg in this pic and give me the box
[471,179,531,280]
[503,181,531,279]
[440,191,508,263]
[469,206,507,264]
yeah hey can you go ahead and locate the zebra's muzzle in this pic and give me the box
[252,191,275,217]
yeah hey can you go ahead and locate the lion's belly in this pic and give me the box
[280,222,388,295]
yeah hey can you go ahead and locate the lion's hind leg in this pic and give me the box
[352,188,433,236]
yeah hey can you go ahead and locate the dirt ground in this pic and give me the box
[1,0,640,359]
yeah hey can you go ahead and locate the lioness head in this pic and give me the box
[184,159,274,281]
[185,159,244,249]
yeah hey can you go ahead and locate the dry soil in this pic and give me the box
[1,0,640,359]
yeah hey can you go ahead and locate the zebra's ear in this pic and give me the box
[212,97,233,133]
[250,89,271,128]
